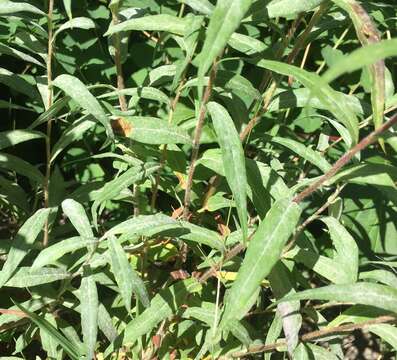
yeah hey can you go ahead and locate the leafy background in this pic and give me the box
[1,0,397,358]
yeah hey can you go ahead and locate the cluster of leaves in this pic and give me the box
[1,0,397,358]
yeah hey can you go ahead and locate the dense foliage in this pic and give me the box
[1,0,397,358]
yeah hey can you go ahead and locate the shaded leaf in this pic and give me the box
[0,130,45,151]
[0,208,50,288]
[208,101,248,240]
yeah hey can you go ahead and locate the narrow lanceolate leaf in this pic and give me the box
[108,235,149,310]
[103,214,180,240]
[278,282,397,314]
[208,102,248,241]
[52,74,113,140]
[105,14,188,36]
[179,222,225,252]
[63,0,72,19]
[80,269,98,360]
[0,208,50,288]
[114,117,191,144]
[53,17,95,40]
[368,324,397,351]
[196,0,254,78]
[271,137,331,173]
[266,0,325,18]
[221,198,301,326]
[332,0,386,148]
[0,43,44,67]
[99,87,169,104]
[320,217,358,283]
[0,130,45,151]
[51,116,96,162]
[4,267,69,287]
[254,59,359,144]
[32,237,94,271]
[14,301,80,360]
[62,199,94,239]
[177,0,214,15]
[122,279,201,346]
[0,152,44,184]
[0,1,45,15]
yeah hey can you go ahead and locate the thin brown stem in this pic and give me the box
[231,315,397,357]
[284,185,345,253]
[43,0,55,247]
[293,112,397,204]
[183,62,218,219]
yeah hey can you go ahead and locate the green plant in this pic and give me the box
[1,0,397,358]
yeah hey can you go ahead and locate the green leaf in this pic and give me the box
[118,117,191,144]
[266,0,326,18]
[228,33,267,55]
[322,39,397,84]
[0,152,44,184]
[105,14,188,36]
[0,208,50,288]
[277,282,397,313]
[271,137,332,173]
[359,270,397,288]
[53,17,95,41]
[14,301,80,359]
[368,324,397,350]
[51,116,96,162]
[31,236,94,271]
[108,235,149,310]
[80,269,98,360]
[0,130,45,151]
[0,43,44,67]
[4,267,70,287]
[52,74,113,140]
[63,0,72,19]
[254,59,359,144]
[221,198,301,325]
[102,214,180,240]
[62,199,94,239]
[178,222,225,252]
[320,216,359,283]
[0,1,45,15]
[196,0,254,78]
[177,0,214,15]
[122,279,201,346]
[208,101,248,241]
[98,87,169,104]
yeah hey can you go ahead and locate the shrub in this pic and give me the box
[1,0,397,358]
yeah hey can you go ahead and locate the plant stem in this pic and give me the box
[293,112,397,204]
[231,315,397,357]
[182,62,218,219]
[43,0,55,247]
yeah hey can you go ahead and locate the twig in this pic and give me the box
[284,184,345,253]
[231,315,397,357]
[43,0,55,247]
[183,62,218,219]
[293,112,397,204]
